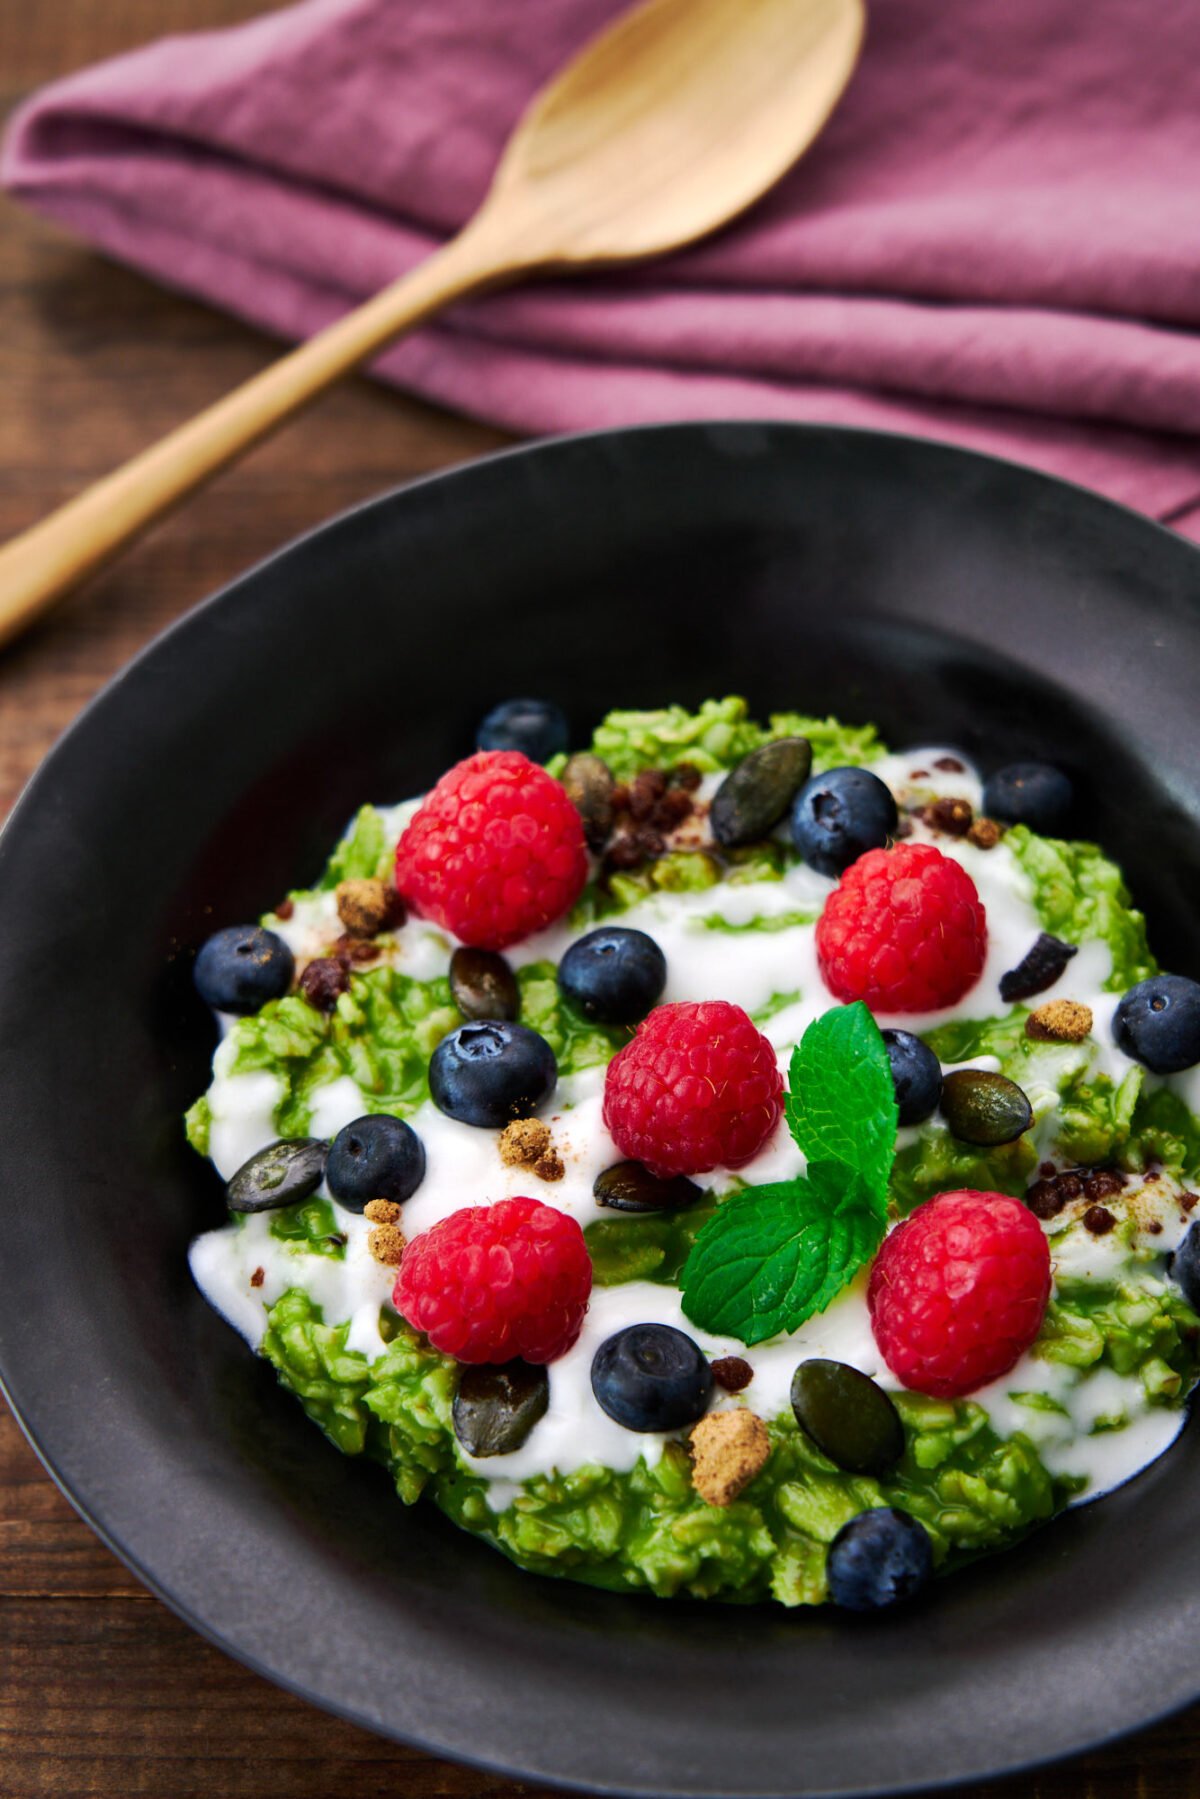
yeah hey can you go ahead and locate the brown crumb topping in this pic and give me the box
[498,1117,565,1182]
[336,877,393,938]
[710,1356,754,1393]
[332,931,382,965]
[250,1266,265,1289]
[1026,999,1093,1043]
[597,764,704,879]
[367,1224,406,1266]
[933,756,966,773]
[299,956,350,1012]
[690,1411,771,1508]
[363,1199,402,1225]
[922,796,973,837]
[499,1118,551,1165]
[274,898,295,921]
[1026,1165,1125,1220]
[1083,1204,1116,1235]
[966,816,1003,850]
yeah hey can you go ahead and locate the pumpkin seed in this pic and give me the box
[449,946,520,1022]
[227,1138,328,1213]
[710,738,812,849]
[940,1069,1033,1145]
[453,1360,550,1456]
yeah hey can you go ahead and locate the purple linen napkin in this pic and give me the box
[5,0,1200,533]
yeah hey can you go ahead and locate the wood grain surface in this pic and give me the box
[1,5,1198,1796]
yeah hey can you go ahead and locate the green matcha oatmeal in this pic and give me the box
[187,697,1200,1611]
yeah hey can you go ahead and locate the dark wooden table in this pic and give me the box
[2,6,1199,1796]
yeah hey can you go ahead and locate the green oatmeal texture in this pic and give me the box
[188,699,1200,1606]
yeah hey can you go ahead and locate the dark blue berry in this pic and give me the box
[194,925,293,1014]
[477,698,569,763]
[557,927,666,1025]
[591,1323,713,1431]
[982,762,1072,833]
[881,1029,943,1126]
[790,766,898,877]
[1170,1222,1200,1312]
[429,1020,557,1128]
[826,1507,933,1612]
[326,1114,425,1211]
[998,932,1077,1003]
[1113,975,1200,1075]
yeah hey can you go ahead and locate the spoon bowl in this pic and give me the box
[490,0,865,264]
[0,0,864,648]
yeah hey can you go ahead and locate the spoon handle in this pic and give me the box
[0,208,519,650]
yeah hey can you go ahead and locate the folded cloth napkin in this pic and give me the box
[5,0,1200,533]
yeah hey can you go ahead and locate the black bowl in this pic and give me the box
[1,423,1199,1799]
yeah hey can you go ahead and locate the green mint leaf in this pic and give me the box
[679,1002,898,1345]
[785,1000,897,1210]
[680,1174,883,1346]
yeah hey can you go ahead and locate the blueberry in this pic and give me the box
[826,1507,934,1612]
[477,698,569,763]
[557,927,667,1025]
[1113,975,1200,1075]
[590,1323,713,1431]
[194,925,294,1014]
[881,1030,943,1127]
[982,762,1073,833]
[1170,1222,1200,1312]
[326,1114,425,1212]
[790,767,898,877]
[429,1020,557,1128]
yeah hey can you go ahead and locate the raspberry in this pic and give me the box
[394,1196,591,1364]
[602,1000,783,1178]
[868,1189,1051,1399]
[395,750,587,951]
[816,842,987,1012]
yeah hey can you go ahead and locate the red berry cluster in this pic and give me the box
[817,842,987,1013]
[395,750,587,951]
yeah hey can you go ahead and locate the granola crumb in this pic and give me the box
[933,756,966,773]
[689,1410,771,1507]
[333,931,382,965]
[368,1224,406,1266]
[250,1266,265,1288]
[1027,999,1093,1043]
[1083,1204,1116,1236]
[336,877,392,938]
[299,956,350,1012]
[967,816,1003,850]
[710,1356,754,1393]
[922,796,973,836]
[499,1117,552,1167]
[363,1198,402,1225]
[533,1150,565,1183]
[274,897,295,921]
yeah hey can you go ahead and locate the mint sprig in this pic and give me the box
[680,1003,897,1346]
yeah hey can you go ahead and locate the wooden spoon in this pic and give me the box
[0,0,864,648]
